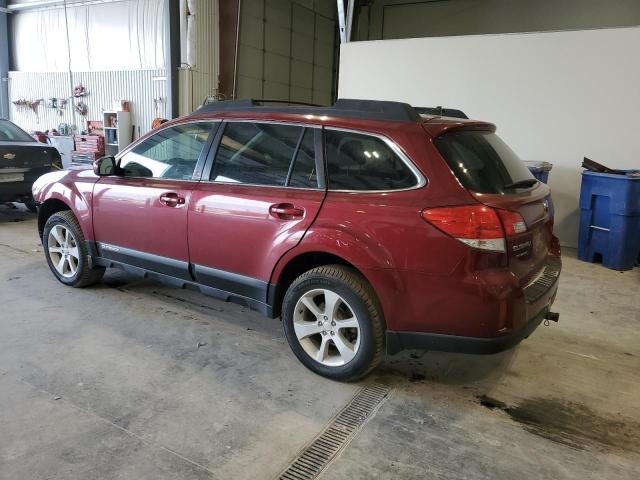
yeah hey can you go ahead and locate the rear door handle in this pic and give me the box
[269,203,305,220]
[159,192,186,207]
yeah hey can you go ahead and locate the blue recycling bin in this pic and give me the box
[578,170,640,270]
[524,161,553,183]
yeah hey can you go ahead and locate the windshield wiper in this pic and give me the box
[503,179,538,190]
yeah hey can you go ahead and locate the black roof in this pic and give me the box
[192,98,426,123]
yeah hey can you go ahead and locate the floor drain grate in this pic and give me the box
[278,383,392,480]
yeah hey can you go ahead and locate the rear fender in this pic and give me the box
[270,226,405,328]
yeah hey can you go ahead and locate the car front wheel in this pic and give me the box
[43,211,105,287]
[282,265,385,382]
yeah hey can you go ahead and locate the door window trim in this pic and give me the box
[113,119,221,182]
[200,119,325,191]
[323,126,427,193]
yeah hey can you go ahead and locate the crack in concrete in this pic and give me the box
[7,372,217,477]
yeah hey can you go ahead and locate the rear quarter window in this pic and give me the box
[434,130,534,194]
[325,129,419,191]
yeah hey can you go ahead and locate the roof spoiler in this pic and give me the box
[414,107,468,119]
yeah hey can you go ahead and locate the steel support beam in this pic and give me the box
[337,0,354,44]
[337,0,346,43]
[164,0,180,118]
[345,0,354,42]
[0,0,9,119]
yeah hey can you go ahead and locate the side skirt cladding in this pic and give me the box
[89,241,276,317]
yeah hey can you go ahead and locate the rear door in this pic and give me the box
[188,121,325,304]
[433,128,554,283]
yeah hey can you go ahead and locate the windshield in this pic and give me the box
[0,120,35,142]
[434,130,535,194]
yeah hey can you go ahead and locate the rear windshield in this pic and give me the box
[0,120,34,142]
[434,130,535,194]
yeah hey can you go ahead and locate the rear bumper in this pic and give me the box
[0,181,35,202]
[386,305,550,355]
[385,254,561,355]
[0,167,51,202]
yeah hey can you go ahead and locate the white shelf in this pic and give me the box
[103,110,132,153]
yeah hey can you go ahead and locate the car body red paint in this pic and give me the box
[33,102,561,355]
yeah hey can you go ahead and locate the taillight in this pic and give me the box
[421,205,526,252]
[496,210,527,235]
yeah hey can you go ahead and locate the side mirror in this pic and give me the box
[93,156,118,176]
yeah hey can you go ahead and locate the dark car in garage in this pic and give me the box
[0,119,61,211]
[31,99,561,382]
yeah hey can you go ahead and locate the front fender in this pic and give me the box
[33,169,99,241]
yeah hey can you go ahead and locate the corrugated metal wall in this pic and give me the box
[179,0,220,115]
[7,69,166,137]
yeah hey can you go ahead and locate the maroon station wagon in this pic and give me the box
[32,99,561,381]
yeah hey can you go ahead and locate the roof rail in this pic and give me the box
[192,98,422,123]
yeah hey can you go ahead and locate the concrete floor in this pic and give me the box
[0,204,639,480]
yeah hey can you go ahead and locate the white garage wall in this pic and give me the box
[10,0,165,71]
[338,27,640,247]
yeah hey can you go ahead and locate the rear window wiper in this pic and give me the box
[503,179,538,190]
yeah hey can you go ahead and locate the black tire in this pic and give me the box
[24,198,38,213]
[42,210,105,287]
[282,265,385,382]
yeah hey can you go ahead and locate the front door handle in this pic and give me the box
[159,192,186,207]
[269,203,305,220]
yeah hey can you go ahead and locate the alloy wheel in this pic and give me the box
[47,224,80,278]
[293,288,361,366]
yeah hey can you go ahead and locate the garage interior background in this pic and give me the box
[2,0,336,136]
[2,0,640,247]
[340,0,640,247]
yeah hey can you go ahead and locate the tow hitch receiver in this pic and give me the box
[544,311,560,325]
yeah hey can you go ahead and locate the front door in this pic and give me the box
[188,121,325,305]
[92,121,216,279]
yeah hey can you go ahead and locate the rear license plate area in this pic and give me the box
[0,173,24,183]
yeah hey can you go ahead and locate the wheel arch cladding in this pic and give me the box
[270,240,403,327]
[37,190,93,241]
[38,198,71,238]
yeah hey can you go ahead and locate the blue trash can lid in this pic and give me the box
[582,169,640,180]
[524,161,553,172]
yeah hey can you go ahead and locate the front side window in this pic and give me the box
[119,122,214,179]
[325,130,419,191]
[211,122,317,188]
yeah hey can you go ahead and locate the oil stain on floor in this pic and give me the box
[478,395,640,455]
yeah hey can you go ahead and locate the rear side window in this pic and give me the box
[325,130,418,191]
[0,120,34,142]
[434,130,534,194]
[212,122,316,187]
[288,129,317,188]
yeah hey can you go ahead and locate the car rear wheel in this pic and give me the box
[282,265,385,382]
[43,211,105,287]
